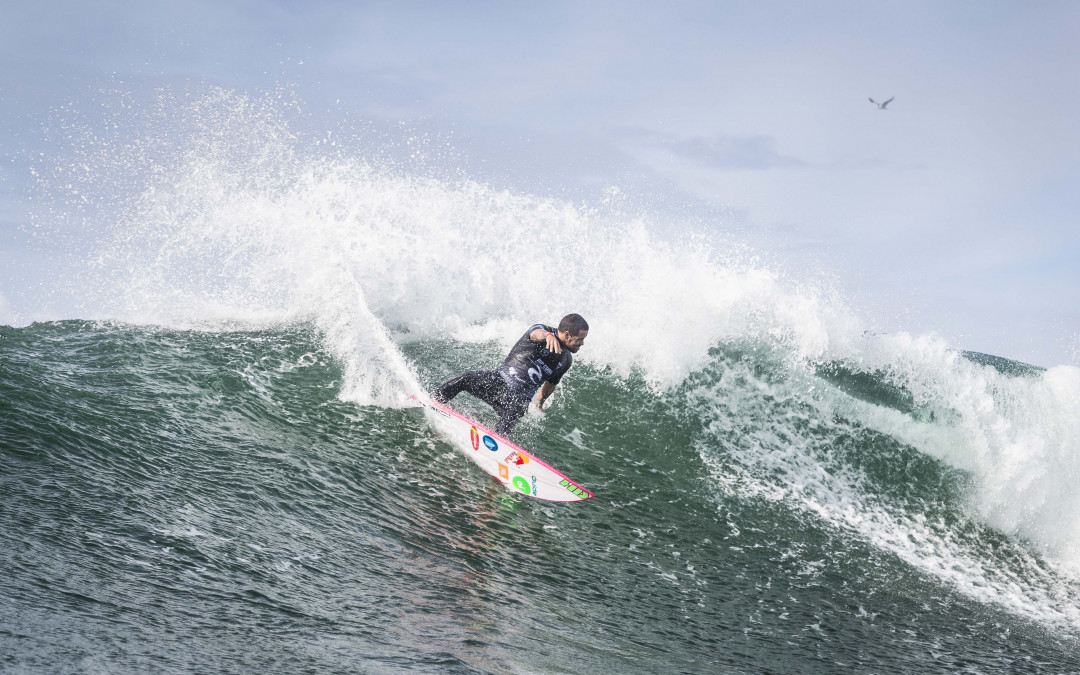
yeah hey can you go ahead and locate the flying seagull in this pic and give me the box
[869,97,894,110]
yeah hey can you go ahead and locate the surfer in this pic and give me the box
[431,313,589,436]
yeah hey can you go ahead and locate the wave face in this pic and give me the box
[4,90,1080,673]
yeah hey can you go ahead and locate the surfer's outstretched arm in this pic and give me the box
[536,381,556,409]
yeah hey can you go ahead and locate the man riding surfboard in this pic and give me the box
[431,313,589,436]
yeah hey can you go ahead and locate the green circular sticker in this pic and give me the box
[512,475,531,495]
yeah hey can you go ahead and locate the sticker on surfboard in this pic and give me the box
[409,394,593,503]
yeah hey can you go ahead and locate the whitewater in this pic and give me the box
[2,89,1078,673]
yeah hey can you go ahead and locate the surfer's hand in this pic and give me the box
[545,332,562,354]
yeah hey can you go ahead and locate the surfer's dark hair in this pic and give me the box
[558,314,589,336]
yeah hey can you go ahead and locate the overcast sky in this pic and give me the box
[2,1,1078,366]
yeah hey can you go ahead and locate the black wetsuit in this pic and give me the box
[432,324,573,435]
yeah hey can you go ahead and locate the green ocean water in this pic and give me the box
[3,320,1078,674]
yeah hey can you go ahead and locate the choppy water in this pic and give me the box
[3,89,1080,673]
[3,320,1079,673]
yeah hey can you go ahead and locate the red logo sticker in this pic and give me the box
[505,451,529,466]
[470,427,480,451]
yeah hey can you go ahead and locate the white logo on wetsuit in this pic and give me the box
[527,366,543,384]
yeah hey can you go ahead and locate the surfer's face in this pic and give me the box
[560,329,587,353]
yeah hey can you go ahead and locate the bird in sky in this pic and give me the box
[869,97,895,110]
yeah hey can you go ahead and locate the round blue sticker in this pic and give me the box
[483,435,498,451]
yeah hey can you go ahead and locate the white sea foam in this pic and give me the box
[691,352,1080,631]
[818,333,1080,575]
[34,88,1080,627]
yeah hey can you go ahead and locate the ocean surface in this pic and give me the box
[3,90,1080,673]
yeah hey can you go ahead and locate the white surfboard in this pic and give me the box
[410,394,593,503]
